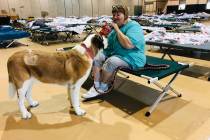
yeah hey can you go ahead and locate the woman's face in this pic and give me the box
[112,12,126,27]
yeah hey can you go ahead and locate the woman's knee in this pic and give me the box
[93,52,106,67]
[102,57,120,72]
[102,56,129,72]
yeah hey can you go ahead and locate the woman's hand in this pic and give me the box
[111,22,120,32]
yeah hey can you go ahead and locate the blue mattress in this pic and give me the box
[0,26,13,32]
[0,26,30,41]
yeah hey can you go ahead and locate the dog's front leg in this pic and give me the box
[69,84,86,116]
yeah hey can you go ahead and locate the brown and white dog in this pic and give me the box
[7,34,107,119]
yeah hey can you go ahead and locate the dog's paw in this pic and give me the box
[30,101,39,108]
[22,111,32,119]
[74,108,86,116]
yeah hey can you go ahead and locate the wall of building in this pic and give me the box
[0,0,144,18]
[167,0,208,5]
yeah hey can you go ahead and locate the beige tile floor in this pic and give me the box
[0,23,210,140]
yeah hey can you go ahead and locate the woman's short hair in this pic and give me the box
[112,5,128,20]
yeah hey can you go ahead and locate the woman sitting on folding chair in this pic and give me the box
[82,5,146,99]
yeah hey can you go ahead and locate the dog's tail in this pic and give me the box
[24,49,38,66]
[7,70,17,98]
[8,81,16,98]
[7,58,17,98]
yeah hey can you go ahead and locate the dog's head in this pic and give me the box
[91,34,106,50]
[84,34,108,50]
[83,34,108,58]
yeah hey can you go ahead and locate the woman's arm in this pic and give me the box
[111,22,134,49]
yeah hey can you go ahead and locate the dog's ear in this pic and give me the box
[91,34,104,49]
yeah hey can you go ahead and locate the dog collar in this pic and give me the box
[81,43,94,60]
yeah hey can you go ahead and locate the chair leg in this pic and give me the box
[5,40,16,48]
[145,72,180,117]
[160,47,175,61]
[145,89,168,117]
[153,80,181,97]
[169,87,182,97]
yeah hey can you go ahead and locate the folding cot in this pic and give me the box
[174,26,201,33]
[120,56,190,116]
[146,40,210,81]
[146,41,210,61]
[153,24,182,30]
[29,23,99,45]
[0,26,30,48]
[66,23,100,39]
[82,56,190,116]
[30,27,67,45]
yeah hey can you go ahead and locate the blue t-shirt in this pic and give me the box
[103,20,146,70]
